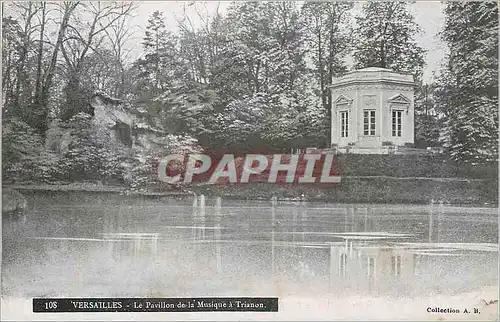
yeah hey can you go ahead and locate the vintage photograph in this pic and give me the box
[1,0,498,320]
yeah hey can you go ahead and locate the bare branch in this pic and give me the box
[91,2,135,38]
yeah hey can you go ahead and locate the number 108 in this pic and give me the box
[45,301,57,309]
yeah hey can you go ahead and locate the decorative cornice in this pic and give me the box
[329,79,414,89]
[331,83,413,92]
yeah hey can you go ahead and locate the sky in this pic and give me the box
[410,1,448,82]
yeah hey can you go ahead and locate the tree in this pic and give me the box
[33,1,79,134]
[301,2,353,147]
[213,1,275,99]
[353,2,425,82]
[3,2,79,135]
[78,50,123,95]
[210,2,313,150]
[2,118,46,183]
[33,1,47,114]
[210,93,267,153]
[2,3,40,120]
[59,2,134,121]
[176,2,218,85]
[436,2,498,163]
[302,2,353,110]
[137,10,179,94]
[2,15,23,111]
[413,83,441,148]
[101,3,138,98]
[11,2,37,110]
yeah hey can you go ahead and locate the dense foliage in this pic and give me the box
[2,1,498,189]
[437,2,498,164]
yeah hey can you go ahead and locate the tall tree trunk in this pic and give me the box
[36,2,78,135]
[316,17,327,111]
[34,2,46,102]
[3,52,14,109]
[13,3,33,109]
[326,13,339,126]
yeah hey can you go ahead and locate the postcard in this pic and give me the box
[2,1,498,321]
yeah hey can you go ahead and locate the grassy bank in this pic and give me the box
[332,154,497,179]
[4,153,498,205]
[5,176,497,206]
[191,177,497,205]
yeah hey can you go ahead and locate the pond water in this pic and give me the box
[2,190,498,301]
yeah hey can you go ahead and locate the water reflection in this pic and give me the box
[2,191,498,299]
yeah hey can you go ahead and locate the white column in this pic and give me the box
[409,95,415,143]
[354,91,360,143]
[331,104,336,146]
[379,90,384,142]
[350,104,355,143]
